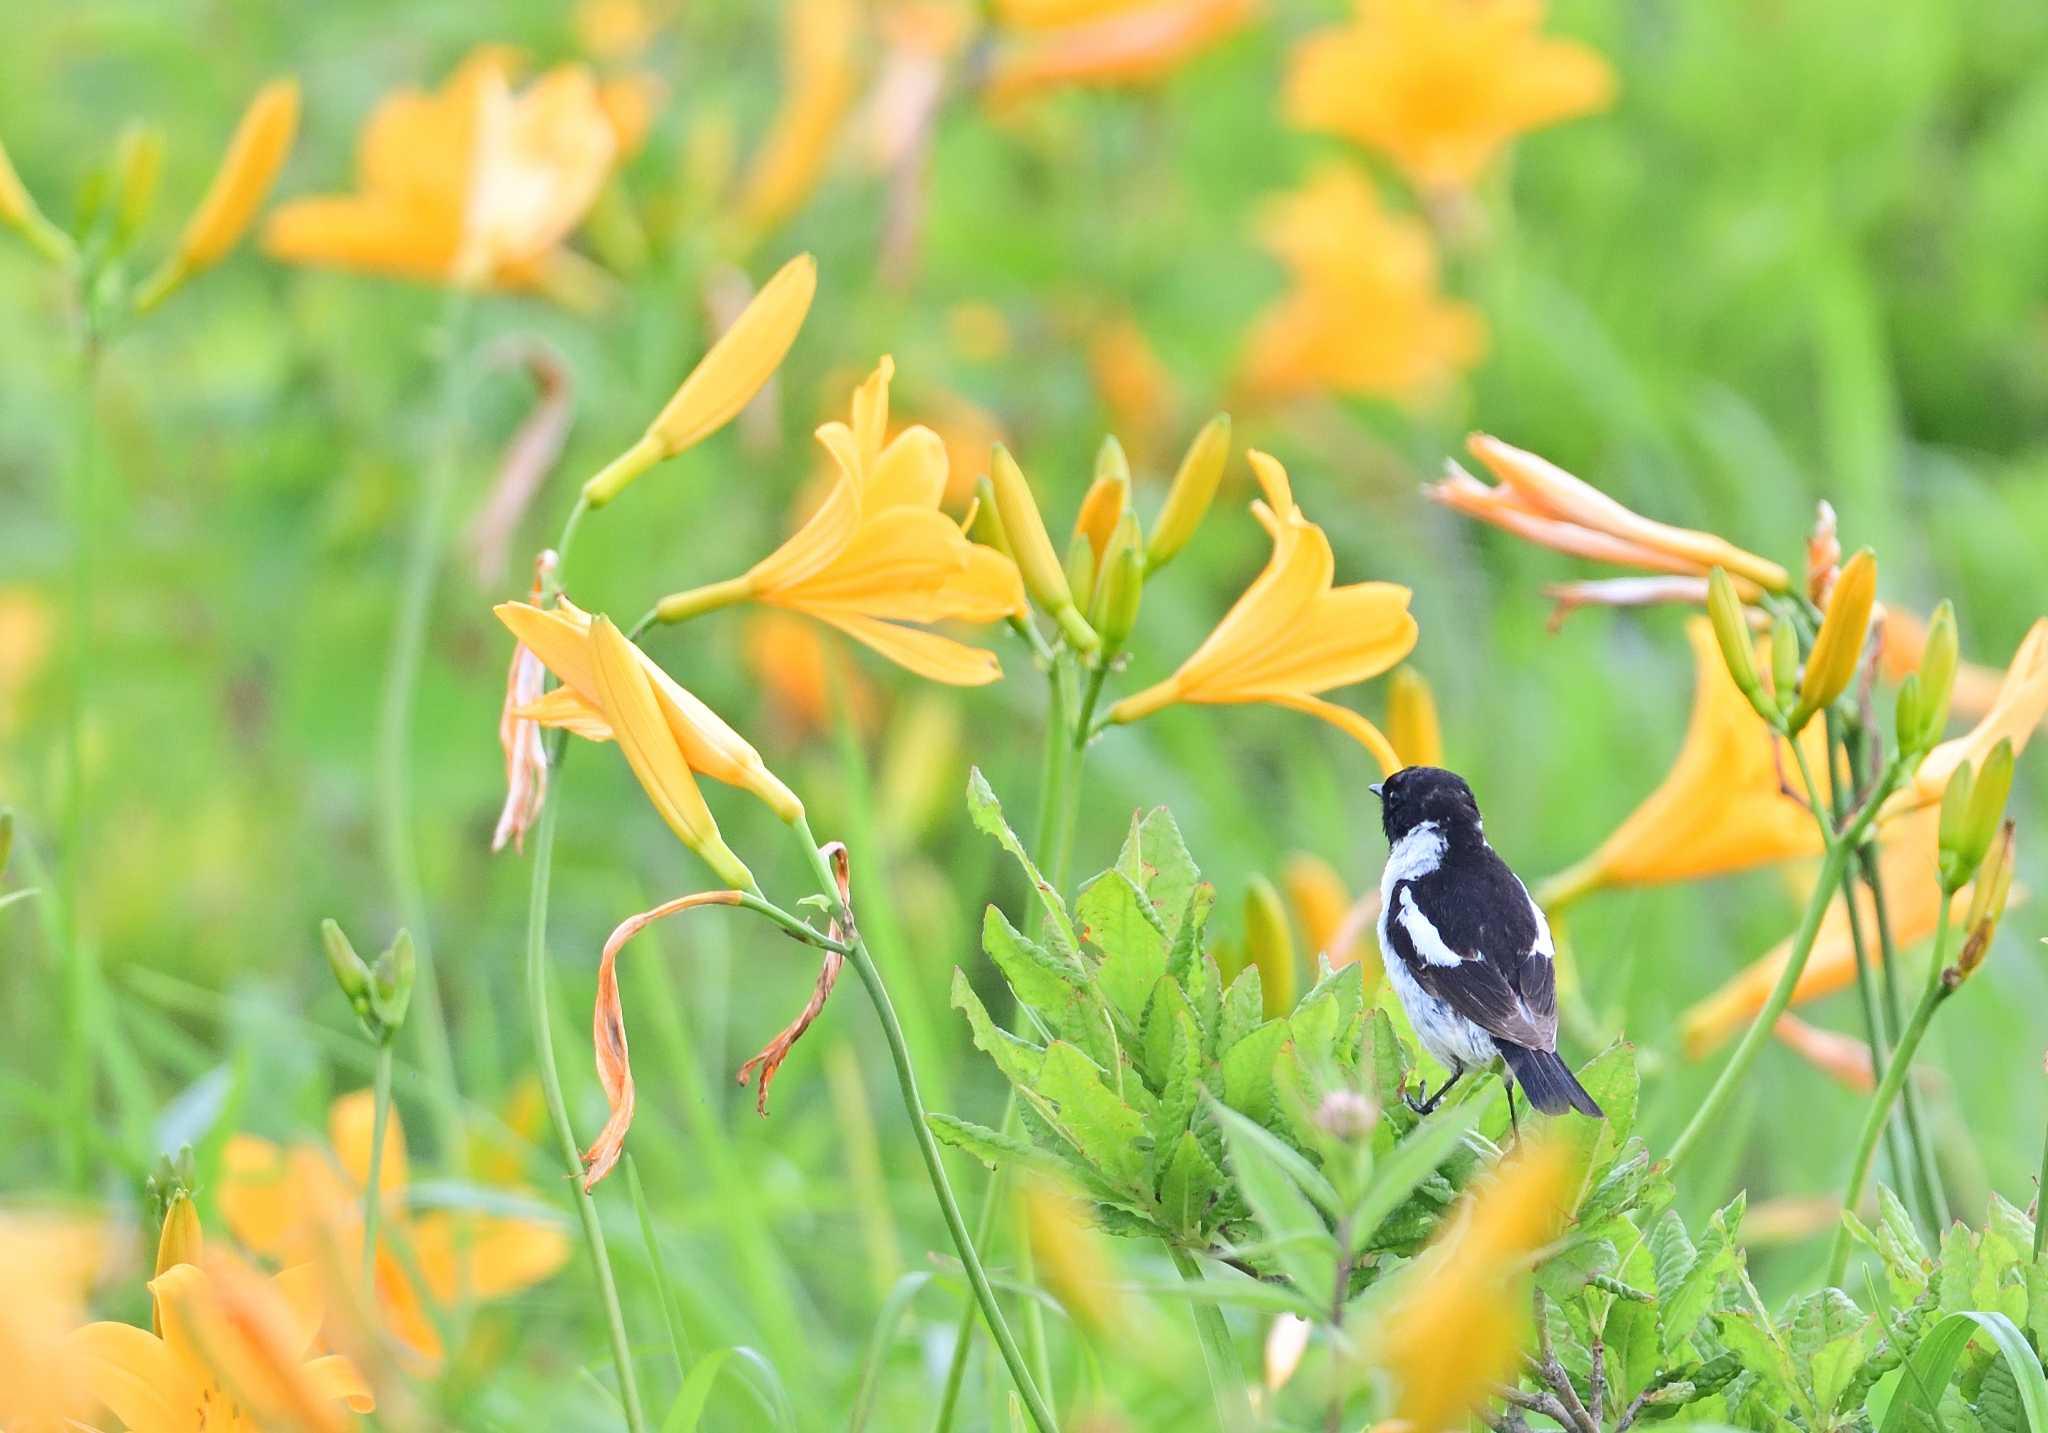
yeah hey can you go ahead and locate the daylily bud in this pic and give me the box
[584,252,817,507]
[1096,513,1144,651]
[135,79,300,312]
[1388,666,1443,769]
[1094,433,1131,487]
[968,475,1015,562]
[1794,548,1875,728]
[368,930,416,1039]
[1894,673,1924,759]
[112,122,165,248]
[1146,412,1230,573]
[1074,436,1131,565]
[0,136,72,264]
[1245,876,1296,1019]
[1956,821,2015,979]
[1938,740,2012,891]
[322,919,374,1020]
[152,1189,204,1337]
[1064,531,1097,617]
[992,444,1099,652]
[1770,613,1799,717]
[1906,600,1958,754]
[1707,568,1769,721]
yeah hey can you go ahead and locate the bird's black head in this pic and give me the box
[1371,765,1483,843]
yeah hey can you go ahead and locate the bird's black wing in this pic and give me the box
[1385,846,1558,1049]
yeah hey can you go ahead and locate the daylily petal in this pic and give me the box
[271,1264,327,1360]
[68,1321,196,1433]
[411,1210,572,1303]
[815,613,1004,685]
[1269,693,1403,778]
[732,0,860,240]
[516,684,617,741]
[302,1354,377,1414]
[588,615,725,855]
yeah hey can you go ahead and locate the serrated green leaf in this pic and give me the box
[1157,1130,1224,1237]
[982,906,1083,1014]
[1287,987,1341,1063]
[1219,1020,1289,1122]
[1023,1042,1149,1196]
[1789,1287,1871,1413]
[952,969,1043,1088]
[966,767,1077,954]
[1115,807,1208,942]
[1714,1311,1799,1404]
[1363,1007,1411,1124]
[1218,1103,1337,1301]
[1558,1042,1638,1205]
[1207,1097,1340,1215]
[1347,1099,1481,1255]
[1877,1311,2048,1433]
[1218,966,1264,1052]
[1942,1225,1983,1315]
[1077,868,1170,1019]
[926,1113,1092,1188]
[1537,1237,1618,1301]
[1158,1003,1203,1146]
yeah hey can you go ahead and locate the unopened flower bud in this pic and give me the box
[1146,412,1230,573]
[1387,666,1443,768]
[1906,600,1958,755]
[1794,548,1875,728]
[1707,568,1769,721]
[1095,513,1144,651]
[1073,436,1130,564]
[1245,876,1296,1019]
[1064,530,1097,617]
[1770,613,1799,717]
[368,930,416,1040]
[112,122,165,248]
[322,919,374,1019]
[1956,821,2015,979]
[154,1191,202,1279]
[968,475,1015,563]
[1314,1089,1379,1141]
[0,135,73,264]
[1939,740,2013,891]
[135,79,299,313]
[992,444,1098,652]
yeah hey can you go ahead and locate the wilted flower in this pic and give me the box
[136,78,300,310]
[1240,164,1484,408]
[1772,1013,1875,1094]
[1431,434,1791,593]
[732,0,860,245]
[985,0,1257,105]
[1536,619,1826,909]
[1110,450,1418,775]
[216,1090,570,1365]
[653,357,1025,685]
[1372,1139,1572,1431]
[1286,0,1613,191]
[0,1213,104,1430]
[265,50,617,288]
[493,551,556,853]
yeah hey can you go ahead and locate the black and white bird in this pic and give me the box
[1372,765,1602,1124]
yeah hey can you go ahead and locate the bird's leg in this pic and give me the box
[1405,1061,1466,1116]
[1506,1076,1520,1142]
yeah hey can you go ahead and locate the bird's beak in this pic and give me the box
[1369,782,1384,799]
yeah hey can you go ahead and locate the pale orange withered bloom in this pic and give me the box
[654,357,1026,686]
[215,1090,570,1367]
[1109,449,1418,775]
[1239,164,1485,409]
[1286,0,1614,191]
[984,0,1256,105]
[1373,1139,1572,1432]
[1536,619,1826,909]
[492,551,556,853]
[0,1213,104,1430]
[265,50,616,288]
[1888,618,2048,816]
[1772,1013,1875,1094]
[1678,808,2026,1058]
[68,1208,374,1432]
[732,0,861,245]
[1432,434,1792,594]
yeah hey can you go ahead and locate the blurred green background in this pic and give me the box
[2,0,2047,1426]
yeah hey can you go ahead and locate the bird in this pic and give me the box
[1372,764,1602,1126]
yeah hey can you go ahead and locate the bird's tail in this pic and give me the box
[1500,1044,1604,1119]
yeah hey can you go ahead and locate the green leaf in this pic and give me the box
[1789,1287,1872,1413]
[1346,1100,1482,1255]
[966,767,1078,954]
[1558,1042,1638,1205]
[982,905,1083,1010]
[1022,1042,1149,1196]
[951,969,1043,1088]
[1218,1020,1290,1122]
[661,1348,735,1433]
[1157,1002,1203,1146]
[1157,1130,1225,1237]
[1943,1224,1985,1315]
[1287,987,1341,1062]
[1217,966,1264,1052]
[1537,1237,1619,1301]
[1115,806,1209,943]
[1207,1098,1341,1215]
[1877,1311,2048,1433]
[1218,1100,1337,1302]
[926,1113,1094,1188]
[1077,868,1170,1019]
[1714,1311,1800,1407]
[1363,1007,1411,1121]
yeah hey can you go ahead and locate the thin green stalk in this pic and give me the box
[375,296,473,1165]
[361,1041,395,1287]
[1169,1247,1252,1428]
[1859,840,1948,1233]
[1827,912,1958,1284]
[2035,1124,2048,1262]
[525,751,650,1433]
[791,819,1058,1433]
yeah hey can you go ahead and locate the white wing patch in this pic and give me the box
[1396,886,1466,968]
[1518,877,1555,961]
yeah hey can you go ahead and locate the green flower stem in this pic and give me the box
[789,817,1059,1433]
[524,745,650,1433]
[1859,840,1948,1233]
[375,295,473,1166]
[1827,909,1959,1285]
[2035,1120,2048,1263]
[362,1040,394,1286]
[1169,1247,1252,1428]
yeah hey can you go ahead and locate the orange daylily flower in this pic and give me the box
[1679,809,2026,1057]
[1286,0,1614,191]
[496,602,801,885]
[597,74,665,158]
[0,1213,104,1430]
[265,50,616,288]
[1772,1013,1875,1094]
[1374,1139,1572,1431]
[1109,449,1418,775]
[1239,164,1485,409]
[1086,312,1176,462]
[654,357,1026,686]
[985,0,1256,105]
[1537,619,1826,908]
[1283,852,1378,994]
[70,1215,374,1433]
[217,1091,569,1367]
[1888,618,2048,816]
[732,0,861,245]
[743,610,878,736]
[1432,434,1792,594]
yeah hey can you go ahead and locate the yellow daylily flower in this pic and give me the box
[1386,664,1443,768]
[0,1212,104,1430]
[1538,619,1826,908]
[70,1232,374,1433]
[1239,164,1486,409]
[1888,618,2048,816]
[985,0,1256,105]
[653,357,1026,686]
[1433,434,1792,594]
[1286,0,1614,191]
[1373,1139,1572,1432]
[216,1090,570,1367]
[1109,449,1417,775]
[1679,809,2026,1058]
[496,603,799,885]
[265,49,616,288]
[732,0,861,245]
[136,78,299,310]
[743,610,878,737]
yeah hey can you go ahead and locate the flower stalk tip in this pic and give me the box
[1146,412,1231,573]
